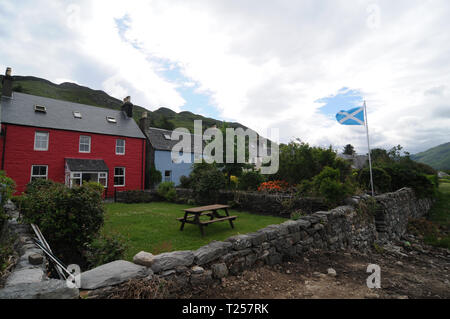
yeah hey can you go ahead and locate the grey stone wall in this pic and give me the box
[116,188,328,217]
[86,187,432,297]
[0,202,79,299]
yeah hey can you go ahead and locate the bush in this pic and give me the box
[238,171,265,191]
[21,180,105,267]
[190,163,226,204]
[313,167,353,207]
[157,182,177,202]
[382,164,436,198]
[179,175,191,188]
[358,167,392,194]
[149,165,162,189]
[0,172,16,227]
[84,233,128,268]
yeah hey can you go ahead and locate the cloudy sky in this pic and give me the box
[1,0,449,154]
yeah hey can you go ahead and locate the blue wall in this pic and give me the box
[154,150,196,186]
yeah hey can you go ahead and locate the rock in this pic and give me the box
[227,235,252,250]
[28,254,44,265]
[194,241,232,265]
[5,268,45,286]
[211,263,229,279]
[150,251,195,273]
[133,251,155,267]
[395,261,403,267]
[365,293,380,299]
[0,280,79,299]
[191,266,204,274]
[80,260,149,290]
[327,268,337,277]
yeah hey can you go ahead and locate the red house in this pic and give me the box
[0,68,146,197]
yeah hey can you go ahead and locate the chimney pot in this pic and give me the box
[2,67,13,98]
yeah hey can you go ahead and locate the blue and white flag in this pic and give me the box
[336,106,365,126]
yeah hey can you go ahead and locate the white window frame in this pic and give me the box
[114,167,126,187]
[69,171,108,188]
[164,170,172,182]
[34,131,49,151]
[30,165,48,182]
[116,139,126,155]
[79,135,91,153]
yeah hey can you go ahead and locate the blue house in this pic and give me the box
[139,117,202,187]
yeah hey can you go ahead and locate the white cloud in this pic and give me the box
[1,0,449,153]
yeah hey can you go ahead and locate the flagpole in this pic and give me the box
[364,101,375,197]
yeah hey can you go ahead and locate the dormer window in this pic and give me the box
[73,111,82,119]
[107,116,117,123]
[34,105,47,113]
[163,134,172,140]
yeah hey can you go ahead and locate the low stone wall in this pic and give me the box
[1,187,433,298]
[374,188,434,241]
[116,189,327,217]
[0,202,79,299]
[84,187,433,297]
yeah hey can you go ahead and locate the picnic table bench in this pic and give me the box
[177,204,237,236]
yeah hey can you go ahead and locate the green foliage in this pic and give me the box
[0,171,16,203]
[84,233,128,268]
[273,140,352,185]
[157,182,177,202]
[359,167,392,193]
[238,170,265,191]
[0,172,16,227]
[290,209,306,220]
[189,162,226,204]
[312,167,354,207]
[21,180,105,266]
[149,165,162,189]
[343,144,355,155]
[159,115,175,131]
[296,179,315,196]
[179,175,191,188]
[382,164,436,198]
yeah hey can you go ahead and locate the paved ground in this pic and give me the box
[179,235,450,299]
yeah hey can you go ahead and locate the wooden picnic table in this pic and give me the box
[177,204,237,236]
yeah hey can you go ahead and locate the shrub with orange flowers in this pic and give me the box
[258,180,290,193]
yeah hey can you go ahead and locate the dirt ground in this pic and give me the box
[179,235,450,299]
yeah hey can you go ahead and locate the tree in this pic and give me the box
[343,144,355,155]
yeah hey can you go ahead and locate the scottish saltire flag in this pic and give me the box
[336,106,365,126]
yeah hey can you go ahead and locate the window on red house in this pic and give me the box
[34,132,49,151]
[31,165,48,181]
[116,139,125,155]
[114,167,125,186]
[79,135,91,153]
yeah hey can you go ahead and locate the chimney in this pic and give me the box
[121,96,133,118]
[139,111,150,132]
[1,67,13,98]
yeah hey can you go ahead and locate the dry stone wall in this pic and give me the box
[1,187,434,298]
[85,187,433,297]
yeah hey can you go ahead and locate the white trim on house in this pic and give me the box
[34,131,49,151]
[30,165,48,182]
[79,135,91,153]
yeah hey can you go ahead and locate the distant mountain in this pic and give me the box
[411,142,450,170]
[0,74,250,134]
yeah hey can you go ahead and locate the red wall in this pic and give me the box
[0,124,145,197]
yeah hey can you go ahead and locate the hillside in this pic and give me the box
[411,142,450,170]
[0,75,249,134]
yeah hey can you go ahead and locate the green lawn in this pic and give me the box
[102,202,286,261]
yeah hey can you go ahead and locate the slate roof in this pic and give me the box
[0,92,145,139]
[65,158,109,172]
[145,127,205,154]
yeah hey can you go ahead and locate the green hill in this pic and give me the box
[0,74,249,134]
[411,142,450,170]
